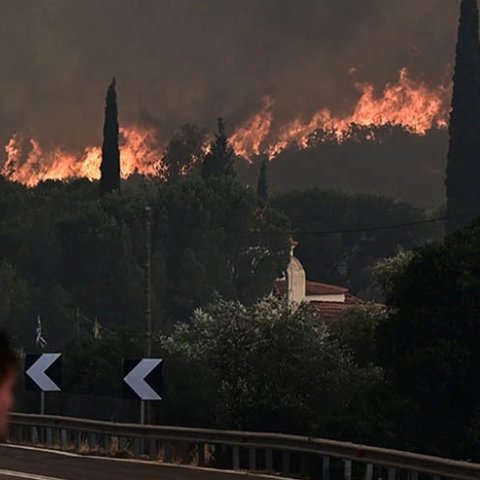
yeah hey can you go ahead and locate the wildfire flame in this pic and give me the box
[229,68,450,160]
[1,68,450,186]
[2,126,162,187]
[228,96,275,159]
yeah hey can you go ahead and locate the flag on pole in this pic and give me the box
[35,316,47,350]
[93,319,101,339]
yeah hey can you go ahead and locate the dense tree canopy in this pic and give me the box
[152,176,291,322]
[378,221,480,458]
[0,173,441,349]
[58,297,385,437]
[272,189,441,298]
[446,0,480,232]
[236,125,448,209]
[158,297,382,436]
[162,123,207,182]
[202,118,235,179]
[0,175,290,347]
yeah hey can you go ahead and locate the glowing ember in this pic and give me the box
[229,68,450,160]
[2,126,163,187]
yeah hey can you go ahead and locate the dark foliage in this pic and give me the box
[272,189,441,297]
[202,117,235,179]
[446,0,480,232]
[236,125,448,209]
[379,221,480,458]
[100,79,121,196]
[0,176,290,347]
[257,158,268,206]
[162,123,207,183]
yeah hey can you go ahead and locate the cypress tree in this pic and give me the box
[257,157,268,206]
[100,78,121,195]
[202,117,235,179]
[446,0,480,233]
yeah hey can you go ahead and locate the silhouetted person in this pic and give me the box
[0,332,16,439]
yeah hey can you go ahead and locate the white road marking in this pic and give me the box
[1,444,296,479]
[1,445,78,458]
[0,469,65,480]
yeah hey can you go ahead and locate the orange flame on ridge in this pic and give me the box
[2,126,163,187]
[229,68,450,160]
[0,68,450,186]
[228,96,275,160]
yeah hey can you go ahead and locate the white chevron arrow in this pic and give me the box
[26,354,61,392]
[124,359,162,401]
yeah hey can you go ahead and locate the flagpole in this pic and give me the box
[36,315,47,416]
[36,316,47,350]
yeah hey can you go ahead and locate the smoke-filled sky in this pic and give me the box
[0,0,458,150]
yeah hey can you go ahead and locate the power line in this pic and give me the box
[287,216,444,235]
[218,210,479,237]
[156,209,479,237]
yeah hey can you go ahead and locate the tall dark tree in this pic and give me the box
[378,220,480,457]
[100,78,121,195]
[202,117,235,179]
[257,157,268,205]
[446,0,480,233]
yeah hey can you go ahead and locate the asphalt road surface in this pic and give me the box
[0,445,276,480]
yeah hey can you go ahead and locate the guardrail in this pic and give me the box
[7,413,480,480]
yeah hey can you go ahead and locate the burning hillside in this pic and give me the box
[1,68,450,186]
[2,127,161,187]
[230,68,450,160]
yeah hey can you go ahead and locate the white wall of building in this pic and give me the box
[305,293,346,303]
[287,256,306,303]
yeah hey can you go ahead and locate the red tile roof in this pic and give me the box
[274,279,349,297]
[345,293,365,305]
[306,281,348,296]
[309,301,376,322]
[310,302,356,321]
[274,278,369,322]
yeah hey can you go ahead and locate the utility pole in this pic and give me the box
[144,206,153,357]
[143,206,153,427]
[75,307,80,346]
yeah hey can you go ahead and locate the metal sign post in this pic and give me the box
[40,392,45,416]
[140,400,145,425]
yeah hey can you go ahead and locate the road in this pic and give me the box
[0,445,275,480]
